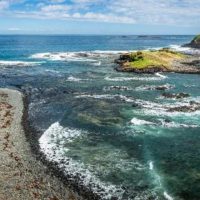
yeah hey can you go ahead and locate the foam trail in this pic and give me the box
[147,159,174,200]
[0,60,41,67]
[105,76,164,82]
[164,192,174,200]
[67,76,83,82]
[30,50,127,62]
[31,52,98,62]
[75,94,134,102]
[155,72,167,79]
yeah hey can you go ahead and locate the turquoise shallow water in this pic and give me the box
[0,35,200,199]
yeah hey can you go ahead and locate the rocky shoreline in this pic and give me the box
[22,91,109,200]
[0,88,82,200]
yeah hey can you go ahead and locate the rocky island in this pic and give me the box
[115,35,200,74]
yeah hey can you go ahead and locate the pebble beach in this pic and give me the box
[0,88,79,200]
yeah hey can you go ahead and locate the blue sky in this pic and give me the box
[0,0,200,34]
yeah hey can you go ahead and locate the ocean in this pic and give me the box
[0,35,200,199]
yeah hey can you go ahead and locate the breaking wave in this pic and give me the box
[30,50,127,63]
[105,73,167,82]
[67,76,89,82]
[169,45,200,55]
[75,94,134,102]
[0,60,42,67]
[39,122,125,199]
[130,118,155,125]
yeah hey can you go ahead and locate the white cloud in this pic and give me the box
[41,4,70,12]
[1,0,200,26]
[8,27,21,31]
[0,1,10,10]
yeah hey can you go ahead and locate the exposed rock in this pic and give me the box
[184,35,200,49]
[107,86,130,91]
[162,93,190,99]
[116,65,164,73]
[155,85,172,91]
[168,102,200,112]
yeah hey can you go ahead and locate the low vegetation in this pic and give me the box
[128,49,185,70]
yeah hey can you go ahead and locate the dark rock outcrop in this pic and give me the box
[162,93,190,99]
[115,65,164,73]
[184,35,200,49]
[168,101,200,112]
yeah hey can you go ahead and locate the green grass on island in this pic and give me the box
[192,35,200,43]
[127,49,186,70]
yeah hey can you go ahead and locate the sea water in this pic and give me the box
[0,35,200,199]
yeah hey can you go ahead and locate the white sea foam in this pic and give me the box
[134,98,200,117]
[75,94,134,102]
[105,74,166,82]
[135,84,174,91]
[148,159,174,200]
[155,72,167,79]
[169,45,200,55]
[30,50,126,63]
[149,161,154,170]
[131,118,154,125]
[39,122,124,199]
[164,192,174,200]
[0,60,41,67]
[45,69,59,73]
[67,76,84,82]
[31,52,99,62]
[93,61,101,66]
[159,119,199,128]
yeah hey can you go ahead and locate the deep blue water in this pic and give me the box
[0,35,200,200]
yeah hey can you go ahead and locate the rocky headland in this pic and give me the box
[184,34,200,49]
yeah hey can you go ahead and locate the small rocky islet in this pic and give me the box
[115,35,200,74]
[115,35,200,114]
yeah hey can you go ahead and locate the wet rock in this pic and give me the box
[132,103,139,108]
[115,54,131,64]
[155,85,171,91]
[162,92,190,99]
[115,65,164,73]
[168,103,200,113]
[109,86,130,91]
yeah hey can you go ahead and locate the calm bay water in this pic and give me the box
[0,35,200,200]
